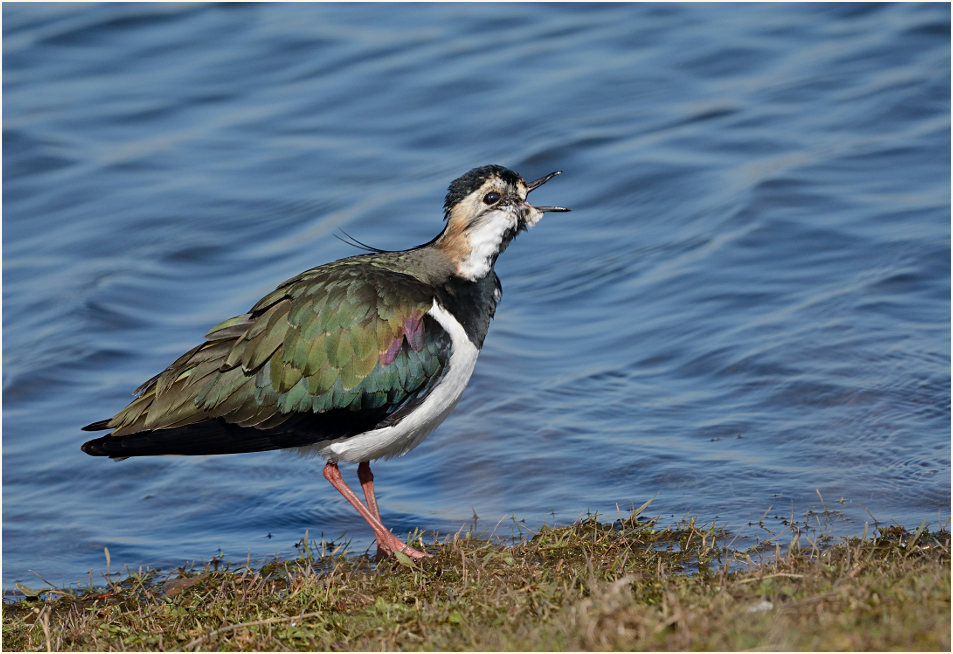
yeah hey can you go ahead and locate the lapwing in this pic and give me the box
[82,164,569,559]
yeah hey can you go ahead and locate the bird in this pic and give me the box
[81,164,569,559]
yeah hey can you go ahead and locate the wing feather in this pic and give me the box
[82,257,453,456]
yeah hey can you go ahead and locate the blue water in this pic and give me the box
[3,3,949,592]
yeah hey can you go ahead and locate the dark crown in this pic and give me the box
[443,165,522,217]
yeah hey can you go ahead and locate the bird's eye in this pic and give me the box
[482,191,501,205]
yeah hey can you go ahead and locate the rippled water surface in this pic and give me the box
[4,3,949,591]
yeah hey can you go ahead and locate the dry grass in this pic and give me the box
[3,509,949,651]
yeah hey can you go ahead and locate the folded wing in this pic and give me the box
[82,259,451,457]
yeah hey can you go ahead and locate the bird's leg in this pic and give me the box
[323,462,430,559]
[357,461,381,523]
[357,462,387,558]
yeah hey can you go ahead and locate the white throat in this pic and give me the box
[456,210,518,281]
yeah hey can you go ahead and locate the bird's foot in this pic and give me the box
[375,534,431,560]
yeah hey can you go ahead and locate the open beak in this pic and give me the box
[526,170,571,213]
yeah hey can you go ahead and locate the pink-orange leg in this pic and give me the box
[357,462,386,558]
[323,462,430,559]
[357,462,381,523]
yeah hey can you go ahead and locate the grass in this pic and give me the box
[3,505,950,651]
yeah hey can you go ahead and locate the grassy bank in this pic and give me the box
[4,509,949,651]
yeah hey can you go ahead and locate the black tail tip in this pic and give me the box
[82,420,114,456]
[81,438,128,460]
[81,439,104,456]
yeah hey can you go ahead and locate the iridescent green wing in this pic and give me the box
[101,257,450,439]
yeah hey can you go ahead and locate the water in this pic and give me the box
[3,3,949,592]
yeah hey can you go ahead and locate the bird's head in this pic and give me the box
[436,164,569,281]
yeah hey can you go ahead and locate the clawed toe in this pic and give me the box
[375,535,431,560]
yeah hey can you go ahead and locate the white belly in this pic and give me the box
[299,299,480,464]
